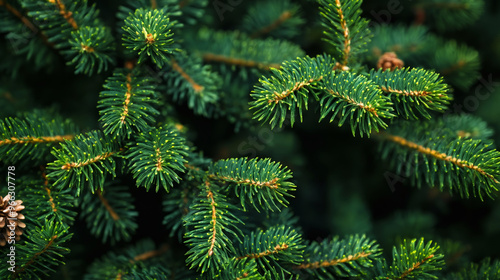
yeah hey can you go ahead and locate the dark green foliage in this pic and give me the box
[368,67,452,119]
[122,8,178,68]
[79,183,138,244]
[126,125,189,192]
[47,131,121,195]
[21,178,77,226]
[415,0,484,32]
[318,0,372,66]
[378,120,500,200]
[0,113,78,164]
[318,71,395,137]
[217,258,263,279]
[4,221,72,280]
[250,54,336,129]
[161,52,221,117]
[378,238,444,279]
[236,225,305,274]
[209,157,296,211]
[98,68,160,139]
[185,28,305,73]
[240,0,305,39]
[66,26,115,75]
[297,234,382,279]
[443,258,500,279]
[183,183,243,278]
[84,239,171,280]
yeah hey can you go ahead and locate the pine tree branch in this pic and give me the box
[14,235,58,278]
[60,150,119,170]
[250,10,293,38]
[205,181,217,257]
[269,76,324,104]
[130,244,169,263]
[171,58,204,93]
[96,189,119,221]
[203,53,281,70]
[380,132,499,184]
[395,254,435,280]
[333,0,350,67]
[295,251,373,269]
[0,0,37,34]
[237,243,289,260]
[0,135,74,145]
[48,0,78,29]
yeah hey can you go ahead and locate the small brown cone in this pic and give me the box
[0,194,26,246]
[377,52,404,71]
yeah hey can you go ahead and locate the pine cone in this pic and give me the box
[377,52,404,71]
[0,195,26,246]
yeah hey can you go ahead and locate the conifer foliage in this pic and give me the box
[0,0,499,279]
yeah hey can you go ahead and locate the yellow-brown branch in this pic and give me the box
[0,0,38,34]
[294,251,372,269]
[120,73,133,124]
[440,60,466,76]
[206,181,217,257]
[81,44,94,53]
[171,59,204,93]
[381,133,500,184]
[61,150,118,170]
[269,76,324,104]
[130,244,169,263]
[0,134,74,145]
[45,187,57,212]
[48,0,79,30]
[380,86,433,97]
[155,147,163,171]
[396,254,434,280]
[237,243,289,260]
[326,89,379,117]
[209,174,280,189]
[14,235,58,277]
[179,0,191,9]
[335,0,351,67]
[203,53,281,71]
[251,10,293,38]
[151,0,157,9]
[96,189,120,221]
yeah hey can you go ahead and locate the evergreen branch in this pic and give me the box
[161,52,221,117]
[251,10,293,38]
[296,234,381,279]
[240,0,304,39]
[48,0,79,29]
[96,189,120,221]
[126,125,189,192]
[0,0,39,35]
[79,183,138,244]
[208,158,296,212]
[250,54,335,128]
[47,131,121,195]
[431,39,480,90]
[235,225,305,274]
[21,178,77,226]
[11,221,72,279]
[318,0,372,67]
[369,68,452,119]
[218,259,262,280]
[443,258,500,279]
[186,28,304,73]
[98,68,160,138]
[318,71,395,137]
[122,8,179,68]
[378,121,500,199]
[184,182,243,278]
[203,53,282,71]
[163,184,195,239]
[0,113,78,164]
[66,26,115,75]
[414,0,484,32]
[381,238,444,280]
